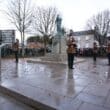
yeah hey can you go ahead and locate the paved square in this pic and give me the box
[0,58,110,110]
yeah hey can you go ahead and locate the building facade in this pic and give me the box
[73,30,95,49]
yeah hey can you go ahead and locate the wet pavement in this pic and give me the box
[0,57,110,110]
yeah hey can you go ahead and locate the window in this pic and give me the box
[78,44,80,48]
[85,36,89,40]
[77,37,80,41]
[85,43,89,48]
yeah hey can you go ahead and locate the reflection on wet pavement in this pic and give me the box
[105,66,110,82]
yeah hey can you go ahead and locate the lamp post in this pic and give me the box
[94,26,98,41]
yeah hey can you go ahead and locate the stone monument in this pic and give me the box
[52,15,67,61]
[40,15,67,62]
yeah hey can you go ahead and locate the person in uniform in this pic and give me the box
[67,37,76,69]
[106,42,110,65]
[93,42,98,63]
[13,39,19,63]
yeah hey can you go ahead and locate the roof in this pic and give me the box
[73,30,94,36]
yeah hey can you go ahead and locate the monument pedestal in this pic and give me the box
[45,53,67,61]
[41,36,67,62]
[51,36,67,61]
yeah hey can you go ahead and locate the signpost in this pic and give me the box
[1,30,15,44]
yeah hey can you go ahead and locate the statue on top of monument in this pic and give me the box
[55,14,62,34]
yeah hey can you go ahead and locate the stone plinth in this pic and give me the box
[52,37,67,54]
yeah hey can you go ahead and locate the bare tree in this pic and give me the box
[87,10,110,46]
[5,0,33,56]
[32,7,58,55]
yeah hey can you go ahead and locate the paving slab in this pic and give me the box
[79,102,109,110]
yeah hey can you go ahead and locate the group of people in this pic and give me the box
[67,36,110,69]
[12,37,110,66]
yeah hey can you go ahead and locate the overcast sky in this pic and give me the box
[33,0,110,31]
[0,0,110,40]
[1,0,110,30]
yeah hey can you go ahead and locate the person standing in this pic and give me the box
[106,43,110,65]
[13,39,19,63]
[93,42,98,63]
[67,37,76,69]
